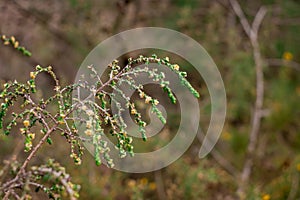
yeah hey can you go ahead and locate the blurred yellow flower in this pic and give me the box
[283,52,293,61]
[84,129,93,136]
[221,131,232,141]
[140,177,148,185]
[149,182,156,190]
[296,163,300,171]
[262,194,271,200]
[296,86,300,96]
[23,120,30,127]
[127,179,136,188]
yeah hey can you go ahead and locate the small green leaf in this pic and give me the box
[46,137,53,145]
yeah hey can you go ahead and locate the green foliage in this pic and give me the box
[0,35,32,56]
[0,37,199,199]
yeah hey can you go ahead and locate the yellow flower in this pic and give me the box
[296,87,300,96]
[74,157,82,165]
[30,72,36,79]
[14,41,19,48]
[28,133,35,140]
[153,99,159,105]
[139,92,145,98]
[221,131,232,141]
[10,36,15,43]
[145,96,152,104]
[130,109,137,115]
[127,179,136,188]
[20,128,26,134]
[86,121,92,129]
[86,110,94,116]
[149,182,156,190]
[283,52,293,61]
[173,64,180,71]
[296,163,300,171]
[262,194,271,200]
[140,178,148,185]
[81,105,87,111]
[85,129,93,136]
[23,120,30,127]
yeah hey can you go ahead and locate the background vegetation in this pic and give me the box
[0,0,300,199]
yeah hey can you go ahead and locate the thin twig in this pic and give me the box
[266,58,300,71]
[229,0,267,198]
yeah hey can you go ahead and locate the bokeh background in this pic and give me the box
[1,0,300,199]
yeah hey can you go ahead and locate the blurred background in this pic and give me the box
[0,0,300,199]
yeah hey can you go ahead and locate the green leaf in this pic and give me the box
[46,137,53,145]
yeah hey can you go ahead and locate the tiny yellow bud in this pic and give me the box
[47,66,52,71]
[81,105,87,111]
[149,182,157,190]
[173,64,180,71]
[1,35,6,40]
[28,133,35,139]
[4,41,9,45]
[165,57,170,62]
[145,96,152,104]
[127,180,136,188]
[283,52,293,61]
[10,36,15,43]
[262,194,270,200]
[20,128,26,134]
[54,86,60,91]
[139,92,145,98]
[30,72,36,79]
[86,110,94,116]
[131,109,137,115]
[140,178,148,185]
[297,163,300,171]
[153,99,159,105]
[14,41,19,48]
[86,121,92,129]
[23,120,30,127]
[85,129,93,136]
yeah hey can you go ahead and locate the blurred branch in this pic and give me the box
[266,58,300,71]
[113,0,133,33]
[273,18,300,26]
[228,0,267,198]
